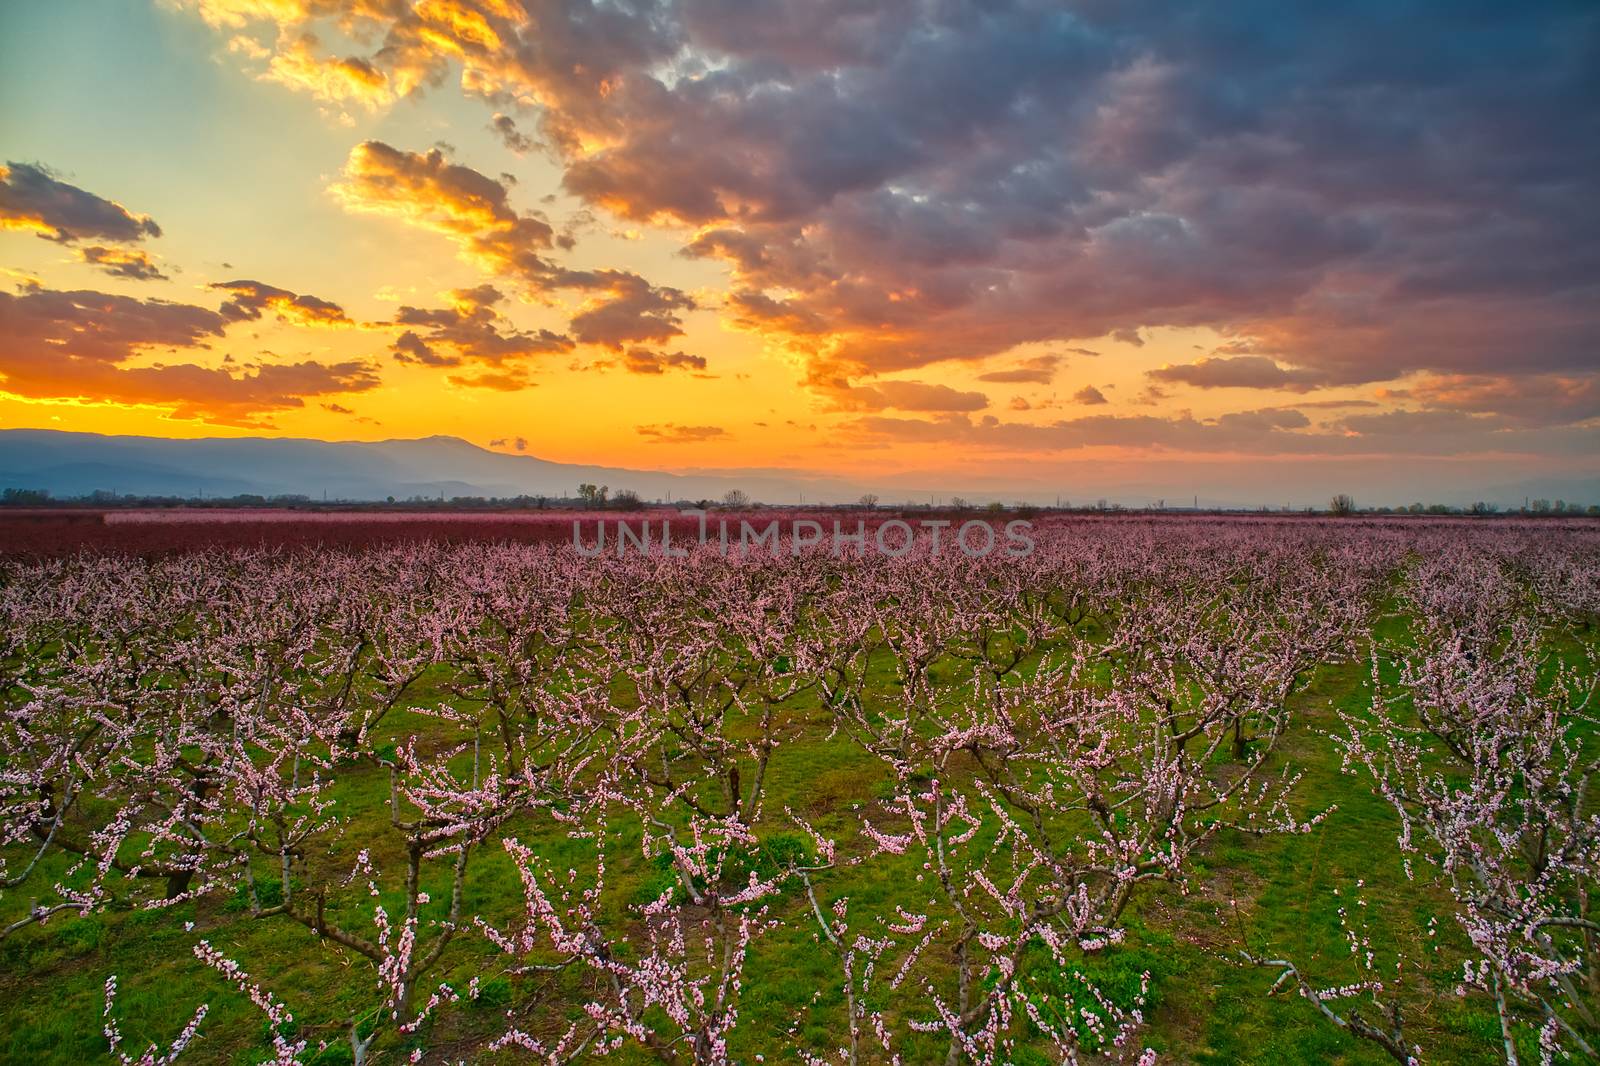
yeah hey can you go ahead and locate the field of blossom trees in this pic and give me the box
[0,515,1595,1065]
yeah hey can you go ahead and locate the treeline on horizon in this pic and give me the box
[2,484,1598,517]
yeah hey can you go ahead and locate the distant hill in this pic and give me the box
[0,429,1594,510]
[0,430,853,504]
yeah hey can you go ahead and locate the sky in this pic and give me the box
[1,0,1597,504]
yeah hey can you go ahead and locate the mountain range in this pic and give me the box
[0,430,1595,510]
[0,430,859,504]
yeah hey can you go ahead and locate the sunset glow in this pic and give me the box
[1,2,1596,503]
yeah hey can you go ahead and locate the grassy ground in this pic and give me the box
[0,634,1576,1065]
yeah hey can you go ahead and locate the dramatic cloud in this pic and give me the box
[0,162,161,243]
[332,141,693,345]
[331,141,558,281]
[0,284,377,423]
[0,285,224,364]
[1148,356,1328,393]
[213,279,353,326]
[637,423,728,443]
[258,32,393,114]
[567,274,695,348]
[79,246,167,282]
[1388,373,1600,428]
[390,284,572,379]
[182,0,1600,404]
[723,288,826,335]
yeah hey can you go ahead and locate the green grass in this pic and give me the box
[0,632,1589,1065]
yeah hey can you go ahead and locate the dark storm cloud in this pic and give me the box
[562,0,1596,387]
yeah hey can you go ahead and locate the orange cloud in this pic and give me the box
[330,141,565,285]
[1387,373,1600,428]
[637,423,728,443]
[212,279,353,327]
[832,380,991,413]
[568,274,694,349]
[615,347,706,375]
[263,32,393,113]
[79,246,168,282]
[977,355,1062,385]
[334,142,695,347]
[390,284,571,377]
[0,284,378,425]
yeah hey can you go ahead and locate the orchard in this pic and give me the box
[0,515,1595,1064]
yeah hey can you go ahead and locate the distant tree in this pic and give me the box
[986,500,1008,514]
[1329,493,1356,516]
[858,493,879,511]
[611,489,643,510]
[577,484,610,508]
[722,489,751,509]
[949,496,970,512]
[1,487,50,505]
[1531,498,1552,514]
[1468,501,1499,515]
[1408,502,1424,514]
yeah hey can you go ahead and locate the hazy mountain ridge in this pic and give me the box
[0,430,848,503]
[0,430,1594,510]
